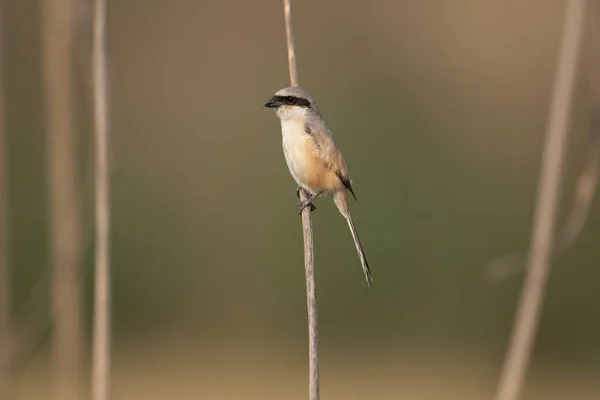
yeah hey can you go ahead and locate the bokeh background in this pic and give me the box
[3,1,600,399]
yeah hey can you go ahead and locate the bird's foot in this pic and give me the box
[296,188,321,214]
[298,200,316,214]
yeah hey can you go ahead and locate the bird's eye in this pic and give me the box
[286,96,295,104]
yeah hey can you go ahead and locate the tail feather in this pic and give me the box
[345,214,373,289]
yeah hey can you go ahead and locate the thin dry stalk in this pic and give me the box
[495,2,588,400]
[486,125,599,282]
[10,143,96,372]
[282,1,319,399]
[40,0,85,399]
[90,0,111,398]
[487,2,600,283]
[0,1,12,395]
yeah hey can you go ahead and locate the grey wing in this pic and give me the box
[304,118,356,199]
[303,118,339,165]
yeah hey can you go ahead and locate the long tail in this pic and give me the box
[345,213,373,289]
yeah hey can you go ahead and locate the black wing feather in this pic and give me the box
[336,171,357,200]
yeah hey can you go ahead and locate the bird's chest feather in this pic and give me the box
[280,120,318,185]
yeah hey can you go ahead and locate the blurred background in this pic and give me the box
[2,0,600,399]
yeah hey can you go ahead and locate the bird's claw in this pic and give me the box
[298,200,316,214]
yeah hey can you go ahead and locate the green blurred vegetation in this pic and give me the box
[3,0,600,398]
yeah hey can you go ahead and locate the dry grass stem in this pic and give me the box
[91,0,112,398]
[0,1,12,395]
[487,2,600,283]
[40,0,85,398]
[486,127,599,282]
[495,1,588,400]
[282,1,319,399]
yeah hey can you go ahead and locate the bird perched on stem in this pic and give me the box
[264,86,373,288]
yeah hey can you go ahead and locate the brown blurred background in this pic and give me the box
[3,0,600,399]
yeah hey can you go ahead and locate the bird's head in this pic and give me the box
[264,86,320,120]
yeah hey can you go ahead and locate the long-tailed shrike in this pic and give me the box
[264,86,373,288]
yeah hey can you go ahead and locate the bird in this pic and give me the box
[264,86,373,288]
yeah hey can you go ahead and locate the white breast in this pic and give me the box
[280,119,309,187]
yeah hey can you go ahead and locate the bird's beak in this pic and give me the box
[263,97,280,108]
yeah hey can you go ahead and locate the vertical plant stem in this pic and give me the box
[495,1,588,400]
[40,0,84,399]
[0,0,12,396]
[90,0,111,399]
[282,1,319,399]
[283,0,300,88]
